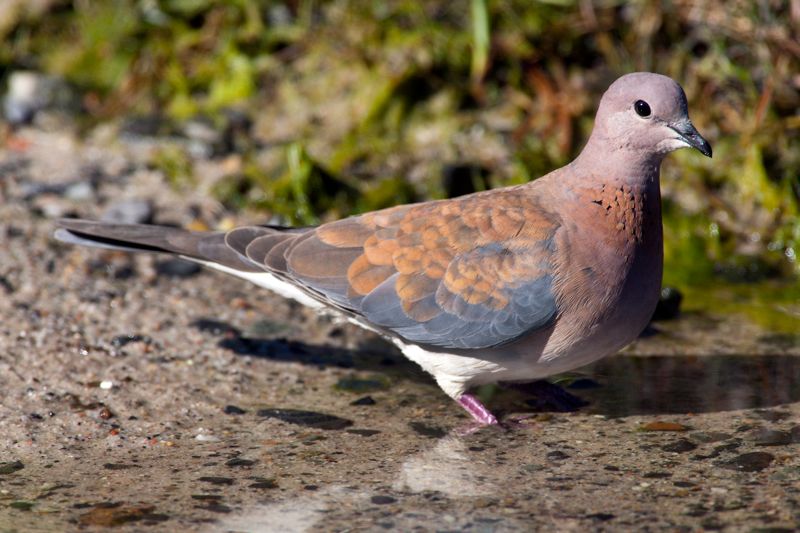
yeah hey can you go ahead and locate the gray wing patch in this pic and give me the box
[360,273,556,349]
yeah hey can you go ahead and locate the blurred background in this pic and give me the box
[1,0,798,328]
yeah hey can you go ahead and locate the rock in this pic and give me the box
[9,501,34,511]
[408,422,446,439]
[346,429,381,437]
[268,4,293,26]
[0,461,24,475]
[370,495,397,505]
[193,319,241,336]
[249,478,278,489]
[661,439,698,453]
[350,396,376,406]
[716,452,774,472]
[77,503,166,527]
[196,502,231,513]
[63,180,94,202]
[103,463,138,470]
[639,421,689,432]
[3,71,75,125]
[198,476,234,485]
[586,513,615,521]
[690,431,732,443]
[643,471,672,479]
[32,196,73,219]
[751,428,792,446]
[225,458,256,467]
[753,410,790,422]
[155,258,202,278]
[181,117,221,159]
[110,334,152,348]
[547,450,570,461]
[100,198,153,225]
[63,180,95,202]
[221,108,253,153]
[120,114,169,137]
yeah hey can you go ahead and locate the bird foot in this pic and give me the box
[457,393,499,425]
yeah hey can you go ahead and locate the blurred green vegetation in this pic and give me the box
[2,0,799,291]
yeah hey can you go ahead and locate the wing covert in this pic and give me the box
[277,187,561,349]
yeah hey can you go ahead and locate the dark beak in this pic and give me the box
[670,121,712,158]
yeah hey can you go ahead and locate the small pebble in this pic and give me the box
[408,422,446,439]
[586,513,614,521]
[690,431,732,443]
[640,421,689,432]
[350,396,376,406]
[155,258,202,278]
[225,458,256,467]
[198,476,234,486]
[547,451,570,461]
[662,439,698,453]
[717,452,774,473]
[9,501,34,511]
[754,410,790,422]
[100,198,153,225]
[3,71,72,124]
[64,181,95,202]
[249,479,278,490]
[751,429,792,446]
[0,461,24,475]
[346,429,381,437]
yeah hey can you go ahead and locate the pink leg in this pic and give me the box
[458,393,499,425]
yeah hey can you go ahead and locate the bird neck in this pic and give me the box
[570,134,665,188]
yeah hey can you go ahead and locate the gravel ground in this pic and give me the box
[1,127,799,532]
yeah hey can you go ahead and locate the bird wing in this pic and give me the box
[229,186,561,349]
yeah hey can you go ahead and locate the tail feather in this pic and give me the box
[54,218,262,272]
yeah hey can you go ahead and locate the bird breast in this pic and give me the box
[535,179,663,371]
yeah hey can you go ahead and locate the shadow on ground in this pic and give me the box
[195,317,800,419]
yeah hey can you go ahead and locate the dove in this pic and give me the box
[55,72,711,425]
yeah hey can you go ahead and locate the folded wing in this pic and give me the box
[231,187,561,349]
[57,187,561,350]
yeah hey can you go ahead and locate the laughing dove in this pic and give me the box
[55,72,711,425]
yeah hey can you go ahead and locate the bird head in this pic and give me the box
[592,72,712,159]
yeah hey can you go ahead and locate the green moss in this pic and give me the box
[148,145,195,189]
[679,282,800,335]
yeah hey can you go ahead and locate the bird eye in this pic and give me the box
[634,100,651,117]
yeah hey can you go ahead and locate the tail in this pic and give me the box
[54,218,262,273]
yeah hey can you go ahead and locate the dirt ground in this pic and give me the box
[1,127,799,532]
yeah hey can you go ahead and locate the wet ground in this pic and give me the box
[1,127,799,532]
